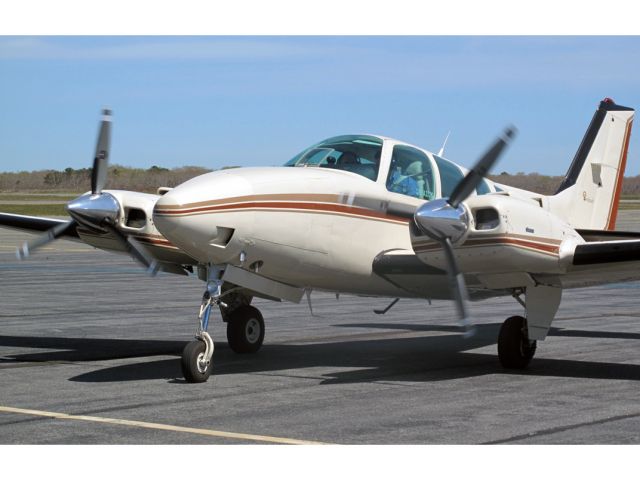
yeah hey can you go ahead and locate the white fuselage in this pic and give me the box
[78,134,590,301]
[151,166,581,300]
[153,167,420,296]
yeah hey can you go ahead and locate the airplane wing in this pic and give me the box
[372,249,496,300]
[372,230,640,295]
[0,212,80,239]
[0,211,194,276]
[561,229,640,288]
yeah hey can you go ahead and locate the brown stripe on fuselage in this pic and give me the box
[155,199,411,225]
[155,193,342,210]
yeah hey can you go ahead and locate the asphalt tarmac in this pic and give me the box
[1,213,639,444]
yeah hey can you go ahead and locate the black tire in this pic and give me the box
[181,340,212,383]
[226,305,265,354]
[497,315,537,369]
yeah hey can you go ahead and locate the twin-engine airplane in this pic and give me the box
[0,98,636,383]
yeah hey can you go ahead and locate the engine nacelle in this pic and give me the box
[410,193,583,278]
[74,189,195,265]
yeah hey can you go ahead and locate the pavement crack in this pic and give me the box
[482,411,640,444]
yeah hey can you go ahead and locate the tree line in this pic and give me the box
[0,165,214,192]
[2,166,640,196]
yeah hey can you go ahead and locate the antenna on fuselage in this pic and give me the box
[437,131,451,157]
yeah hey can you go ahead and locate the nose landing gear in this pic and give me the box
[181,284,218,383]
[181,270,267,383]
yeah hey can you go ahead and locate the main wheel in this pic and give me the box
[226,305,265,354]
[497,315,537,369]
[181,340,212,383]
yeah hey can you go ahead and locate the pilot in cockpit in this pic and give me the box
[387,155,421,197]
[385,144,435,200]
[338,151,358,165]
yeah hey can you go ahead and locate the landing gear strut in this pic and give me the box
[181,270,266,383]
[497,315,537,369]
[181,283,218,383]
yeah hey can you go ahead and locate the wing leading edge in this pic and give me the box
[0,212,79,239]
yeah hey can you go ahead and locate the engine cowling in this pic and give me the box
[410,193,583,278]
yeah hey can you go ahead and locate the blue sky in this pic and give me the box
[1,36,639,175]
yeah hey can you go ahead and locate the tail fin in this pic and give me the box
[550,98,634,231]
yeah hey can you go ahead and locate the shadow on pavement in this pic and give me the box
[1,322,638,384]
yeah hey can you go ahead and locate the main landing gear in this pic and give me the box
[497,315,537,369]
[181,279,265,383]
[495,285,560,370]
[226,305,265,354]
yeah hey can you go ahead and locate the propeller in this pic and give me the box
[413,126,517,337]
[16,219,78,260]
[16,109,158,275]
[102,221,159,275]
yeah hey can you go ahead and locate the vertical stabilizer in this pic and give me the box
[550,99,634,231]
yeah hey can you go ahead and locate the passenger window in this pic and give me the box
[386,145,435,200]
[433,155,464,199]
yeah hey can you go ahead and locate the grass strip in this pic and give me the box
[0,204,69,216]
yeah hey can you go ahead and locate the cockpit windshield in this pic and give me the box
[284,135,383,181]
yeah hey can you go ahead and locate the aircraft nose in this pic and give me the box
[152,171,252,263]
[152,189,185,237]
[153,186,216,243]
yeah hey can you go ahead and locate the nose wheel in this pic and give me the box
[181,338,213,383]
[182,280,219,383]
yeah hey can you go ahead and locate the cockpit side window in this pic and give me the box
[476,178,492,195]
[284,135,382,181]
[386,145,435,201]
[433,155,465,199]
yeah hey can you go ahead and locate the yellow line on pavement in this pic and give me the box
[0,405,328,445]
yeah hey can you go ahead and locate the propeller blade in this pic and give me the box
[440,237,476,338]
[16,220,77,260]
[91,108,112,195]
[127,237,160,276]
[448,126,517,209]
[102,222,159,275]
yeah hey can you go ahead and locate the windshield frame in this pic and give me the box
[284,134,384,182]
